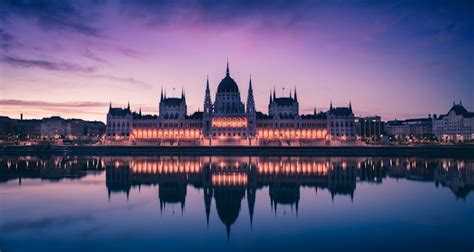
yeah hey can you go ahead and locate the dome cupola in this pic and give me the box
[217,62,239,93]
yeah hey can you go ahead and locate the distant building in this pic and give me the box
[385,117,432,139]
[355,116,384,141]
[327,102,356,141]
[12,119,41,139]
[0,116,105,142]
[0,116,13,139]
[432,102,474,142]
[41,116,68,139]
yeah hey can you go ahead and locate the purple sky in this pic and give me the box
[1,0,473,122]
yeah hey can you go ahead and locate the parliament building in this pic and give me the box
[106,63,356,146]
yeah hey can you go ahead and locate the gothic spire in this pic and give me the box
[330,100,333,110]
[294,87,298,102]
[269,90,273,104]
[160,87,163,102]
[247,75,255,114]
[127,101,130,110]
[273,87,276,100]
[204,75,212,113]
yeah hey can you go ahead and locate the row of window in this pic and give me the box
[213,132,247,137]
[331,122,354,128]
[108,122,129,127]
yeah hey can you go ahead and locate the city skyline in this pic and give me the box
[1,1,473,122]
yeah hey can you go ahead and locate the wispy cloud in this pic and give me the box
[82,48,110,65]
[92,74,151,88]
[0,99,107,108]
[1,0,102,37]
[0,28,22,51]
[1,55,96,73]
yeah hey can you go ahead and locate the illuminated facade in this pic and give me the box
[106,63,355,145]
[432,102,474,142]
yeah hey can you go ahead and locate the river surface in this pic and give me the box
[0,155,473,251]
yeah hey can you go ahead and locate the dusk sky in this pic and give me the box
[0,0,473,122]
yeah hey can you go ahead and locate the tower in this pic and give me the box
[246,76,256,137]
[203,76,213,137]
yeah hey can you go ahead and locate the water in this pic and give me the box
[0,156,473,252]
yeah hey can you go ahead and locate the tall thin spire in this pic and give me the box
[204,75,212,114]
[160,87,163,102]
[226,59,230,76]
[269,90,273,104]
[330,100,333,110]
[127,101,130,110]
[109,101,112,109]
[273,87,276,100]
[294,87,298,102]
[247,75,255,114]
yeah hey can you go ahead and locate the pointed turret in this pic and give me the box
[127,101,130,110]
[289,88,293,99]
[330,101,333,110]
[181,88,186,102]
[294,87,298,102]
[246,76,255,113]
[269,90,273,104]
[226,60,230,76]
[160,87,164,102]
[204,75,212,113]
[273,87,276,100]
[349,101,352,112]
[139,107,142,116]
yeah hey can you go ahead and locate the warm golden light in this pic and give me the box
[212,117,247,128]
[257,128,327,139]
[132,128,202,139]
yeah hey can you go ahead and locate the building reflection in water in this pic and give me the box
[1,155,473,238]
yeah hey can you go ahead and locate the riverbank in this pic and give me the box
[1,144,474,158]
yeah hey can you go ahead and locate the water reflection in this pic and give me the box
[1,155,473,240]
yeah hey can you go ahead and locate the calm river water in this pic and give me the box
[0,155,473,251]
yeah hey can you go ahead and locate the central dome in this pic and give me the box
[217,62,239,93]
[217,75,239,93]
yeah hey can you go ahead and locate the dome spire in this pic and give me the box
[226,59,230,76]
